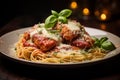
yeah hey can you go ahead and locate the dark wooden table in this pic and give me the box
[0,15,120,80]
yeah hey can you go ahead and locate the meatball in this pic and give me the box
[32,34,57,52]
[61,25,80,42]
[23,24,39,40]
[55,21,80,42]
[72,39,91,49]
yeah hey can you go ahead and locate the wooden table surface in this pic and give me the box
[0,15,120,80]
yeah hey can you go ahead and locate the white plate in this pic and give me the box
[0,27,120,67]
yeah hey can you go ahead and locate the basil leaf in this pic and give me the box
[59,9,72,17]
[58,16,67,23]
[51,10,59,17]
[92,36,100,47]
[45,15,57,28]
[101,41,116,51]
[100,37,108,44]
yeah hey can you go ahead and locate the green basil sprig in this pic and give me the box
[51,10,59,17]
[101,41,116,51]
[59,9,72,17]
[92,36,116,51]
[45,9,72,28]
[58,16,67,23]
[45,15,57,28]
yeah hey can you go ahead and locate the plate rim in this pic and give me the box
[0,27,120,67]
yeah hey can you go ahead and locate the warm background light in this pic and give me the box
[94,10,100,16]
[83,8,90,16]
[100,24,107,30]
[94,9,111,21]
[100,13,107,21]
[70,1,78,9]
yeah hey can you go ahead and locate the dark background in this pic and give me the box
[0,0,70,27]
[0,0,120,28]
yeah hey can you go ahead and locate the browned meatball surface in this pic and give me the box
[32,34,57,52]
[72,39,91,49]
[61,25,78,41]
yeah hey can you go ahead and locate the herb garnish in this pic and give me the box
[92,36,116,51]
[45,9,72,28]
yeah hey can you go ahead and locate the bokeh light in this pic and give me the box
[100,13,107,21]
[70,1,78,9]
[82,8,90,16]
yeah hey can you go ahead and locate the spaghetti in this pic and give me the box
[15,9,115,63]
[15,21,108,63]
